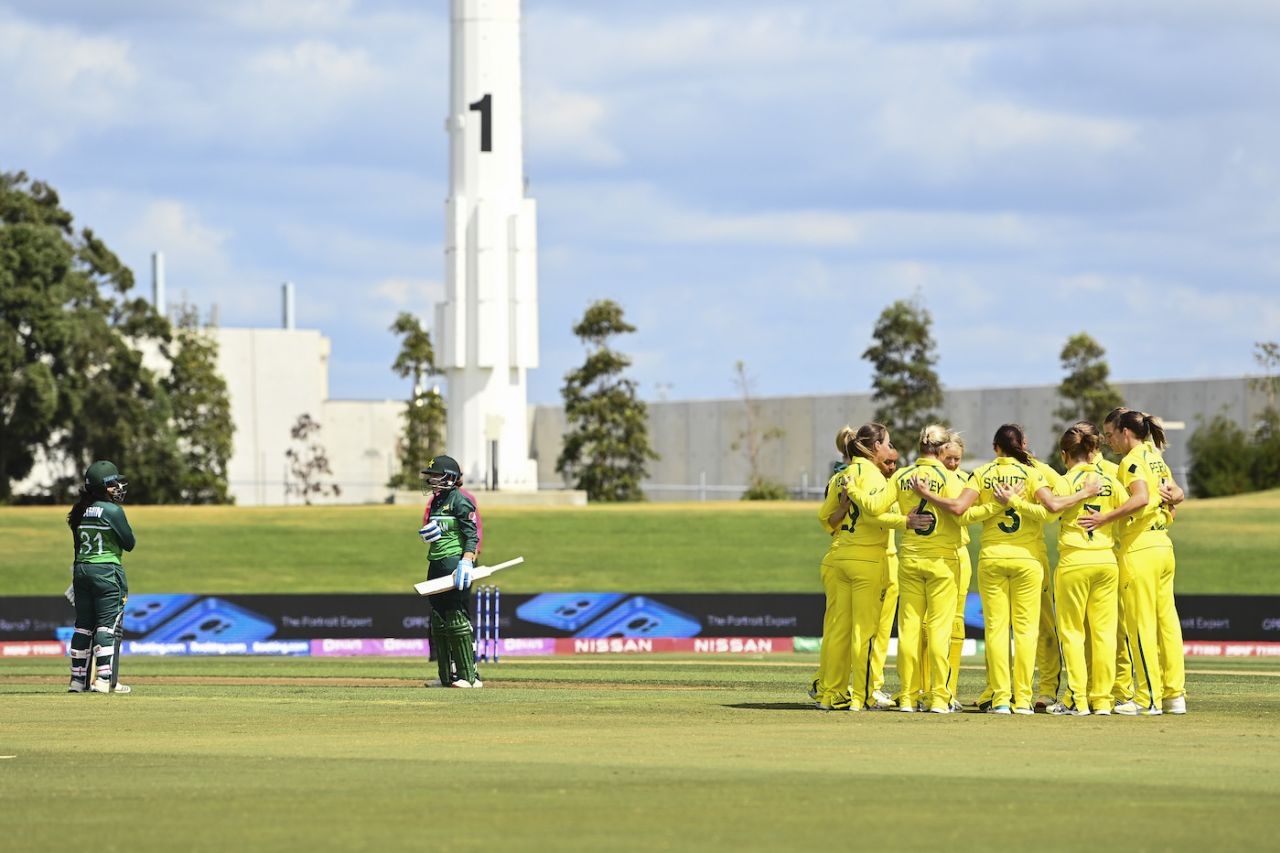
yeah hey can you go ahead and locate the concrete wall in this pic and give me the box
[532,376,1265,499]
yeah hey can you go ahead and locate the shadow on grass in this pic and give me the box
[723,702,818,712]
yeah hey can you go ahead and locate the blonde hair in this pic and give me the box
[918,423,951,457]
[835,425,857,459]
[945,430,965,452]
[847,422,889,461]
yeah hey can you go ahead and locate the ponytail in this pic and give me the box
[1144,413,1168,450]
[848,422,888,461]
[66,488,94,532]
[993,423,1032,466]
[1059,422,1101,462]
[918,423,951,457]
[1115,409,1167,449]
[835,425,857,459]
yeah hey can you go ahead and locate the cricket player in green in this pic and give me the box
[417,455,483,688]
[66,460,134,694]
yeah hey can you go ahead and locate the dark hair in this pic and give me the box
[1103,407,1130,426]
[1115,410,1168,450]
[846,422,889,461]
[1060,422,1102,461]
[66,487,95,533]
[993,423,1032,465]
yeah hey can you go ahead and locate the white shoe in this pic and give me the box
[1093,708,1112,716]
[1114,701,1139,716]
[1046,702,1090,716]
[68,679,87,693]
[1034,695,1055,711]
[950,700,964,713]
[1013,707,1034,715]
[928,705,950,714]
[449,679,473,688]
[1140,706,1163,716]
[897,703,917,712]
[1162,696,1187,715]
[91,679,130,694]
[987,706,1012,715]
[871,690,893,705]
[470,679,484,689]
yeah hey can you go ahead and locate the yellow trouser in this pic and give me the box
[870,553,899,695]
[1156,549,1185,700]
[816,552,885,709]
[1112,592,1131,702]
[896,555,959,710]
[1035,553,1062,700]
[1055,560,1118,712]
[913,548,970,705]
[978,557,1043,710]
[1117,546,1167,711]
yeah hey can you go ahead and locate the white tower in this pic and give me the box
[436,0,539,490]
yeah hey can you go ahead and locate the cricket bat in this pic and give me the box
[413,557,524,596]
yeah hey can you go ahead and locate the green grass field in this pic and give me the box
[2,489,1279,595]
[2,655,1278,852]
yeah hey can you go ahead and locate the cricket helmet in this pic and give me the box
[420,454,462,493]
[85,460,128,503]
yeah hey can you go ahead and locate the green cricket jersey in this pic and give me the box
[72,501,135,565]
[425,489,479,560]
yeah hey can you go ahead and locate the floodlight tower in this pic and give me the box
[436,0,539,490]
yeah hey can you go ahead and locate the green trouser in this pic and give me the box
[427,555,478,685]
[71,562,127,686]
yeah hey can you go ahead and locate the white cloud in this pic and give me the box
[0,13,138,151]
[373,277,444,310]
[526,88,623,166]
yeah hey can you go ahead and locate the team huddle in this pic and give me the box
[811,408,1186,716]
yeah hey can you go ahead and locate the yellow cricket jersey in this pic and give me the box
[1118,444,1174,551]
[965,457,1051,561]
[1029,458,1065,559]
[832,458,895,557]
[889,457,968,559]
[816,466,848,536]
[1055,462,1129,567]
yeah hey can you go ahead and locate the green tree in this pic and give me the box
[162,305,234,503]
[388,312,446,489]
[285,413,341,504]
[862,297,943,454]
[1249,341,1280,489]
[0,171,178,502]
[731,360,788,500]
[1187,413,1254,498]
[1054,332,1125,431]
[556,300,657,501]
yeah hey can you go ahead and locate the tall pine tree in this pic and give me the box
[388,312,446,489]
[862,298,943,455]
[556,300,657,501]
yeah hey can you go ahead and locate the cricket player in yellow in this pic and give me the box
[892,425,996,713]
[814,423,898,711]
[939,433,974,708]
[1049,424,1128,715]
[808,427,854,702]
[913,424,1098,714]
[868,447,906,710]
[1081,411,1178,716]
[1029,453,1067,710]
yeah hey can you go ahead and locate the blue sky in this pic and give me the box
[4,1,1279,404]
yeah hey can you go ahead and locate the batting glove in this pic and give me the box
[418,521,442,543]
[453,558,474,591]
